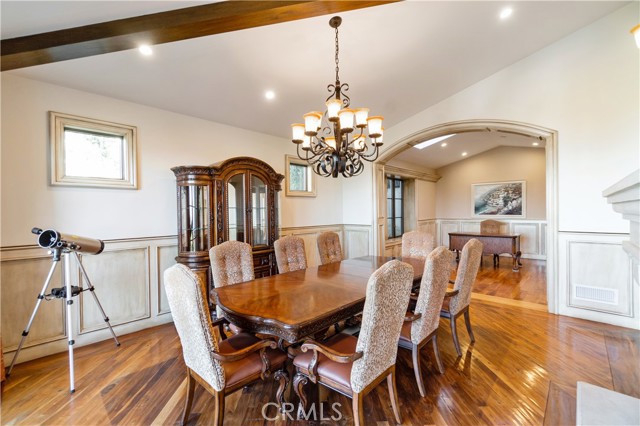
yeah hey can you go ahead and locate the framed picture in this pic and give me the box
[472,181,526,217]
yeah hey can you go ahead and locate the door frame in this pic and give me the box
[372,119,558,313]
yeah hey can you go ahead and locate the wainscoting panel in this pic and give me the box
[343,225,370,259]
[1,236,177,364]
[558,232,638,329]
[157,245,178,315]
[1,253,66,351]
[433,219,546,260]
[79,247,150,333]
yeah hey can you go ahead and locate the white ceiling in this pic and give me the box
[1,1,628,168]
[390,131,544,170]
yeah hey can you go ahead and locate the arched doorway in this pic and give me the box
[372,119,558,313]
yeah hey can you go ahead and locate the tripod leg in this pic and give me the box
[73,252,120,346]
[64,253,76,393]
[7,258,59,377]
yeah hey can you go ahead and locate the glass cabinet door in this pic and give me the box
[179,185,210,252]
[251,175,268,246]
[227,173,245,242]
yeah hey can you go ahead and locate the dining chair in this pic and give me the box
[164,264,288,426]
[399,246,454,397]
[292,259,414,426]
[209,240,254,330]
[480,219,504,266]
[441,238,483,357]
[274,235,307,273]
[401,230,435,259]
[317,231,343,265]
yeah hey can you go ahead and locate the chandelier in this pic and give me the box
[290,16,383,178]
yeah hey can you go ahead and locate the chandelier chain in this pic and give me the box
[334,25,340,82]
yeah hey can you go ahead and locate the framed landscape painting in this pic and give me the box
[472,181,526,217]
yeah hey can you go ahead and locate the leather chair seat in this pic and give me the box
[293,333,356,392]
[441,296,451,312]
[399,318,412,344]
[219,333,287,388]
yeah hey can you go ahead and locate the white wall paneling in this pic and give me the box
[157,244,178,315]
[1,236,176,364]
[558,232,638,329]
[343,225,371,260]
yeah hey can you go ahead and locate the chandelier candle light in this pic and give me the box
[291,16,384,178]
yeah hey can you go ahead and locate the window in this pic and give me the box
[285,155,316,197]
[50,111,138,189]
[387,176,404,239]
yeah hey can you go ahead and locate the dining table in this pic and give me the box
[211,255,425,345]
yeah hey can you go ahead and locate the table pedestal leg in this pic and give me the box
[512,251,522,272]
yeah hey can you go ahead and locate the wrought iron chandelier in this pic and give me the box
[290,16,384,178]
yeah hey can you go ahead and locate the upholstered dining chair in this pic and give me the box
[274,235,307,273]
[164,264,288,426]
[317,231,343,265]
[399,246,454,397]
[209,240,254,318]
[401,230,436,259]
[292,260,414,426]
[441,238,483,357]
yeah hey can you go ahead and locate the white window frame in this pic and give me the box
[50,111,138,189]
[285,155,316,197]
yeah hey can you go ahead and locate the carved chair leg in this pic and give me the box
[387,369,402,425]
[449,315,462,357]
[464,309,475,343]
[432,335,445,375]
[181,370,196,425]
[293,372,309,413]
[411,344,426,398]
[274,368,290,410]
[352,392,364,426]
[212,389,225,426]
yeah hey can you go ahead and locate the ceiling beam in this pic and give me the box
[1,0,398,71]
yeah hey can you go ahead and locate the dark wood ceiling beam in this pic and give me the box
[1,0,398,71]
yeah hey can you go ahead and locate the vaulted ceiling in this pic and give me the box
[1,1,628,166]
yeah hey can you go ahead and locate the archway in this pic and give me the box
[372,119,558,313]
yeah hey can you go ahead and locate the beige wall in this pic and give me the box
[435,146,546,219]
[0,74,343,246]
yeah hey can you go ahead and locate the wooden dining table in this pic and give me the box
[211,255,425,344]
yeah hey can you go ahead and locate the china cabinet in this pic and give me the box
[171,157,283,302]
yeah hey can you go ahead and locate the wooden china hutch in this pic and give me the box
[171,157,283,303]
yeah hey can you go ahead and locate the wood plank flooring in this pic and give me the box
[471,258,547,305]
[3,295,638,425]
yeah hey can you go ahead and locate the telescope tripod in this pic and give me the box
[7,247,120,393]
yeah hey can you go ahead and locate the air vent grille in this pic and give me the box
[575,285,617,304]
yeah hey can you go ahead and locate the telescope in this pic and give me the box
[32,228,104,255]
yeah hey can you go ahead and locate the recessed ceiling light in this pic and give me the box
[462,152,468,157]
[441,142,447,147]
[499,7,513,20]
[532,142,539,146]
[265,90,276,100]
[138,45,153,56]
[414,134,456,150]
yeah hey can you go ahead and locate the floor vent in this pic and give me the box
[575,285,618,304]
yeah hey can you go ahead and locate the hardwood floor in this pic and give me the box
[471,258,547,305]
[3,297,638,425]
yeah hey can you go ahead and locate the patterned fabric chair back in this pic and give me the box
[317,231,343,265]
[480,219,503,234]
[401,230,435,259]
[351,260,413,393]
[164,264,226,391]
[411,246,454,344]
[449,239,483,315]
[209,240,255,287]
[274,235,307,273]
